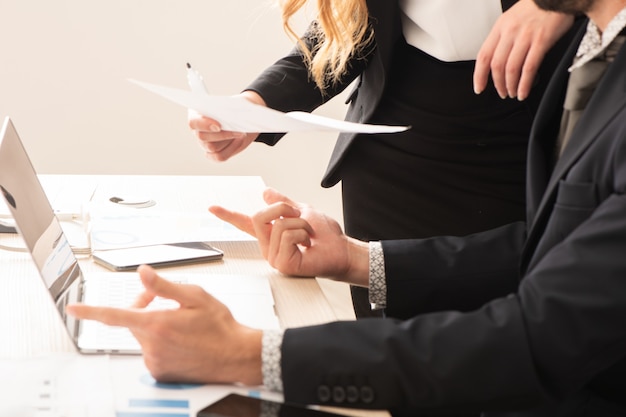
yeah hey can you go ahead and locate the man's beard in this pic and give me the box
[533,0,593,14]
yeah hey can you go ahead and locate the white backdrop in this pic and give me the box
[0,0,347,222]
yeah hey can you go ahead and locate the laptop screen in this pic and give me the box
[0,117,82,334]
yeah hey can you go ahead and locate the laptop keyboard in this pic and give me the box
[78,274,180,353]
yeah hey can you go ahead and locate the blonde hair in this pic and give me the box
[280,0,372,92]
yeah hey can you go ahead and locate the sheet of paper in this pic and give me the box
[0,354,114,417]
[129,79,410,134]
[87,175,262,250]
[154,271,280,330]
[89,207,253,250]
[109,357,284,417]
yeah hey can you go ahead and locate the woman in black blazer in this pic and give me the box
[189,0,578,318]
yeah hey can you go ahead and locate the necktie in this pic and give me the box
[556,35,626,157]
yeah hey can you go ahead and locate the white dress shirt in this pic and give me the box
[569,6,626,71]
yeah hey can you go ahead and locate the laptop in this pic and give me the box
[0,117,279,355]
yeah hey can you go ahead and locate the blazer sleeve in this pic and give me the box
[281,185,626,412]
[281,222,543,414]
[382,222,526,318]
[245,22,374,145]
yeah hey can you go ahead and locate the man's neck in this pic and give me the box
[588,0,626,32]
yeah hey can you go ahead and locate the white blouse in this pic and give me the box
[399,0,503,61]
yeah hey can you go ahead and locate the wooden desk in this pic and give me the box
[0,175,339,357]
[0,175,386,417]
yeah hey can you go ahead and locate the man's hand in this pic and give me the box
[66,265,263,385]
[188,91,264,161]
[210,188,370,286]
[474,0,573,100]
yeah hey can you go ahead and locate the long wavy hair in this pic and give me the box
[279,0,372,92]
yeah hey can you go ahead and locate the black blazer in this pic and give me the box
[280,22,626,416]
[247,0,569,187]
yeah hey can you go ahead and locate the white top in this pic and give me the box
[399,0,503,62]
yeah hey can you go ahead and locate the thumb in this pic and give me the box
[136,264,197,306]
[209,205,256,237]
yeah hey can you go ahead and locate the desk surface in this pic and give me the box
[0,175,385,417]
[0,175,340,357]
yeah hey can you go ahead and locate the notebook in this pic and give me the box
[0,117,279,354]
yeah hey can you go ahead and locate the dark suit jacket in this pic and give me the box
[246,0,569,188]
[280,21,626,416]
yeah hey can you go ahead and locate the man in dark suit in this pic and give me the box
[69,0,626,415]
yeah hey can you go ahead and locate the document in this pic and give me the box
[87,175,263,250]
[109,356,284,417]
[129,79,410,134]
[0,354,114,417]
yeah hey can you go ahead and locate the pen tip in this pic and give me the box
[186,62,191,69]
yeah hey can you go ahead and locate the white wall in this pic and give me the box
[0,0,346,223]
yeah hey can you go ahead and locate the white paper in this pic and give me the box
[89,207,254,250]
[109,356,284,417]
[87,175,263,250]
[129,79,409,134]
[0,354,114,417]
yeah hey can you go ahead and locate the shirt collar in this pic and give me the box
[569,6,626,71]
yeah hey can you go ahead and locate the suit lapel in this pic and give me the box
[322,0,400,186]
[522,31,626,271]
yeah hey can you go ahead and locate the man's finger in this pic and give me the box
[131,289,157,309]
[263,187,299,207]
[136,265,201,306]
[66,304,147,328]
[209,205,256,236]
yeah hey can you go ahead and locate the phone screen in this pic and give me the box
[92,241,223,271]
[197,394,346,417]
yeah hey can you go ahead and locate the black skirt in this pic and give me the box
[340,40,532,242]
[339,40,535,320]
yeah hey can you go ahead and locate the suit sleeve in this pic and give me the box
[383,221,526,318]
[281,222,544,414]
[245,22,374,145]
[281,178,626,412]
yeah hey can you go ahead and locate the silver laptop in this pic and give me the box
[0,117,278,355]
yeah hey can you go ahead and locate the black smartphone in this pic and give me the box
[197,393,346,417]
[92,241,223,271]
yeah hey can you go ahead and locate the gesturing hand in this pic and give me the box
[210,188,369,285]
[67,265,263,385]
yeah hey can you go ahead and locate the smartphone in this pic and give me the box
[197,393,346,417]
[92,241,223,271]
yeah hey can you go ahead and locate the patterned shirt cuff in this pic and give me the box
[369,241,387,309]
[261,329,284,392]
